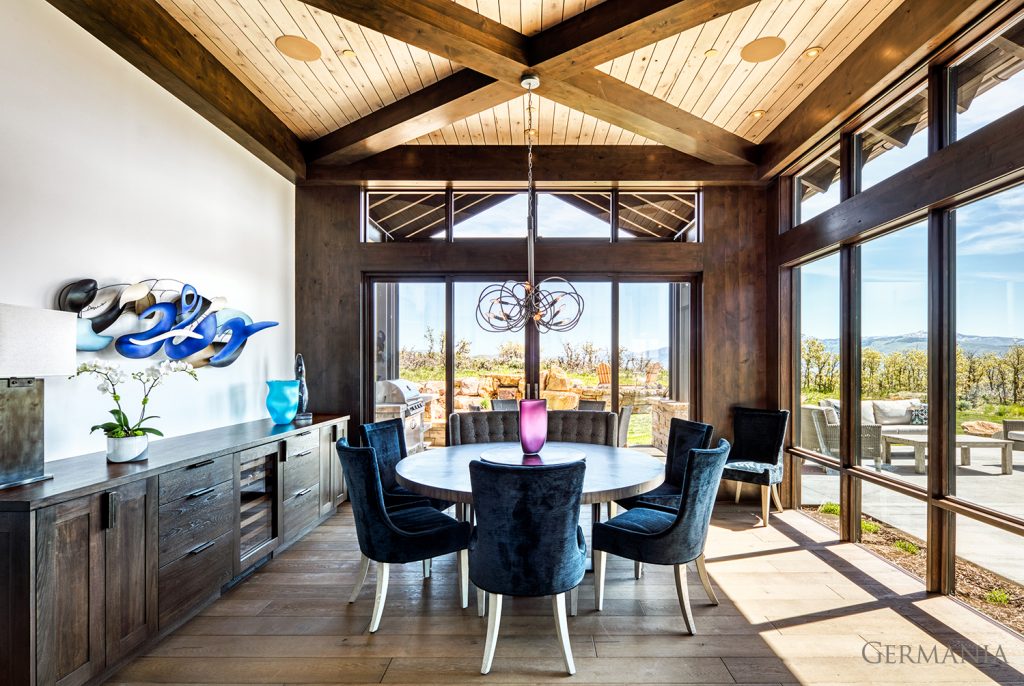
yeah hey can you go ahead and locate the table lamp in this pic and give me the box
[0,303,77,489]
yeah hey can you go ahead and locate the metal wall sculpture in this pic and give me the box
[57,278,278,368]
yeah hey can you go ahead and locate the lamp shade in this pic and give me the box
[0,303,77,378]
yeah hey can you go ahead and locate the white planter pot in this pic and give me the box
[106,435,149,463]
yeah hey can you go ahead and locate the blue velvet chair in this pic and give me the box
[592,439,731,635]
[337,440,471,632]
[359,418,453,513]
[721,407,790,527]
[468,460,587,675]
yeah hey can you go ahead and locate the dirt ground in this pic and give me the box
[802,507,1024,635]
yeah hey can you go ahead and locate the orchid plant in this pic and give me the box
[72,360,198,438]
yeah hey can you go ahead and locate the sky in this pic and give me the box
[799,66,1024,342]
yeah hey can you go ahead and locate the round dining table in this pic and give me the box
[395,441,666,522]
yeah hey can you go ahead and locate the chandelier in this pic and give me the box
[476,74,584,334]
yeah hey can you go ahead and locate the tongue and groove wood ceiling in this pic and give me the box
[155,0,902,149]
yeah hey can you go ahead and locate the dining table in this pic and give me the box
[395,441,666,524]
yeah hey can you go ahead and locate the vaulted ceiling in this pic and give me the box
[46,0,996,182]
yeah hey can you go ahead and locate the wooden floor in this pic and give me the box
[108,504,1024,685]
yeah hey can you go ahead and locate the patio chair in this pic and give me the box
[593,439,731,634]
[578,399,607,411]
[807,406,883,463]
[337,440,471,633]
[490,398,518,411]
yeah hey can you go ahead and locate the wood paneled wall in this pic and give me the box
[295,184,772,434]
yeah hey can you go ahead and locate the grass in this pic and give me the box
[893,539,920,555]
[626,412,653,447]
[817,502,841,516]
[985,588,1011,605]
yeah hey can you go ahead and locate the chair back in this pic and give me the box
[548,410,617,446]
[469,460,587,596]
[359,418,406,490]
[809,408,838,458]
[490,398,518,411]
[448,410,520,445]
[617,405,634,447]
[335,440,397,561]
[670,438,731,561]
[578,399,607,411]
[729,407,789,466]
[664,418,714,486]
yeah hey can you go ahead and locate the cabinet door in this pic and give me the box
[105,479,158,665]
[36,494,105,686]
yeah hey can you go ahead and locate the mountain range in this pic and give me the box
[808,332,1024,356]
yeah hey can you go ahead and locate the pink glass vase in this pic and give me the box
[519,399,547,456]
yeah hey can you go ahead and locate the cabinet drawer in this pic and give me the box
[158,479,234,566]
[286,430,318,457]
[159,455,232,504]
[158,530,232,629]
[283,484,320,541]
[282,446,319,496]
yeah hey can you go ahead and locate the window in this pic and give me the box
[953,16,1024,141]
[953,183,1024,512]
[538,193,611,238]
[538,281,612,408]
[366,192,447,241]
[795,253,841,458]
[858,86,929,191]
[859,481,927,584]
[857,221,929,480]
[453,282,525,411]
[955,520,1024,634]
[617,192,699,241]
[453,192,527,239]
[794,141,841,224]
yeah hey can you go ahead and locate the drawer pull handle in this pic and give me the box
[293,450,312,459]
[295,431,311,438]
[188,540,216,555]
[188,459,215,470]
[295,487,313,497]
[186,486,216,499]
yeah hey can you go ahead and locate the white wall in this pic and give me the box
[0,1,296,460]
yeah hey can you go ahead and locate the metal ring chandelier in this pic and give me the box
[475,74,584,334]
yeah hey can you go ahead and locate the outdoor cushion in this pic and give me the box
[1007,431,1024,442]
[819,399,877,424]
[872,400,915,425]
[823,406,839,426]
[879,424,928,435]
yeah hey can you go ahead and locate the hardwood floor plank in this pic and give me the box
[109,656,390,683]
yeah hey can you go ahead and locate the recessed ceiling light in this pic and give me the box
[339,48,356,58]
[750,109,766,119]
[275,35,321,62]
[804,46,823,59]
[704,48,718,58]
[740,36,786,63]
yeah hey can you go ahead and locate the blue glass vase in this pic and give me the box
[266,380,300,425]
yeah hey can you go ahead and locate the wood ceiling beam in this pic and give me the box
[303,145,763,185]
[44,0,305,181]
[305,71,520,164]
[543,72,758,166]
[758,0,998,179]
[529,0,760,78]
[301,0,759,166]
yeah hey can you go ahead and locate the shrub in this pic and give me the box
[817,502,841,516]
[955,399,972,411]
[893,540,920,555]
[985,588,1010,605]
[861,520,881,534]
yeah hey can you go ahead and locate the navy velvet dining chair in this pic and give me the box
[360,419,453,512]
[592,439,731,635]
[468,460,587,675]
[721,407,790,527]
[336,439,471,633]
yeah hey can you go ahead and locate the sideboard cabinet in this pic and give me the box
[0,415,348,686]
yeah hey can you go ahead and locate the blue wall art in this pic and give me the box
[57,278,278,368]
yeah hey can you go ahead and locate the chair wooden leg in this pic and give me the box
[607,501,618,519]
[481,593,503,674]
[350,554,370,604]
[552,593,576,675]
[734,480,742,503]
[423,558,432,578]
[369,562,390,633]
[458,549,469,609]
[634,560,644,579]
[569,586,578,616]
[770,484,784,513]
[674,563,695,635]
[695,554,719,605]
[760,485,770,527]
[477,588,487,617]
[594,550,606,611]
